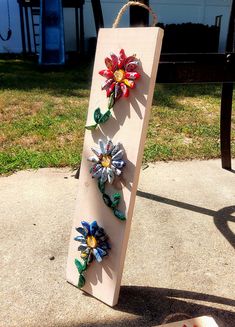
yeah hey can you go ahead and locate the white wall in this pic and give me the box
[88,0,232,52]
[150,0,232,51]
[0,0,232,53]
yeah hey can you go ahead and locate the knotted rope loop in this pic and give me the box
[112,1,158,28]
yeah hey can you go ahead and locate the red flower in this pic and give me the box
[99,49,141,104]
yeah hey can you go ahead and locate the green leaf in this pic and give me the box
[85,124,97,130]
[112,193,121,201]
[99,110,111,124]
[94,108,102,123]
[113,209,126,221]
[78,274,85,289]
[75,258,84,273]
[82,259,88,271]
[111,200,119,208]
[111,193,121,208]
[108,92,115,109]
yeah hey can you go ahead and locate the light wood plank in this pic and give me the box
[155,315,219,327]
[67,27,163,306]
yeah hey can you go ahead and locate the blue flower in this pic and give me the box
[74,221,110,264]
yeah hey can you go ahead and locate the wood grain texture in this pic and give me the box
[66,27,163,306]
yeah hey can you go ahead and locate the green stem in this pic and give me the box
[98,179,126,221]
[85,92,116,130]
[75,258,88,289]
[85,107,113,130]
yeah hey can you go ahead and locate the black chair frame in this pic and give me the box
[92,0,235,170]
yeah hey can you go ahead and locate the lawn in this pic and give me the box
[0,58,234,175]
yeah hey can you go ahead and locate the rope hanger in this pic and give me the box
[112,1,158,28]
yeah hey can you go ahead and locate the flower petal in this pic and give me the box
[91,147,102,158]
[100,241,111,250]
[91,163,102,176]
[125,60,140,72]
[87,251,93,264]
[111,165,122,176]
[90,221,98,236]
[105,139,113,154]
[107,167,115,184]
[99,69,113,79]
[100,167,108,183]
[123,79,135,89]
[93,248,102,263]
[99,242,109,250]
[75,227,88,237]
[111,143,120,156]
[112,149,124,161]
[81,221,90,233]
[112,160,126,169]
[110,52,118,71]
[74,235,86,243]
[106,81,115,97]
[118,49,126,68]
[92,167,103,179]
[98,139,106,155]
[105,57,113,70]
[78,244,88,251]
[81,251,89,259]
[114,83,122,100]
[97,247,107,257]
[101,78,114,90]
[82,247,90,255]
[125,55,136,66]
[99,234,108,242]
[120,82,129,97]
[125,72,140,80]
[87,156,99,163]
[94,227,105,238]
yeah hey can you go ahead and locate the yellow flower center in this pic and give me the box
[101,155,111,168]
[114,69,125,83]
[86,235,97,248]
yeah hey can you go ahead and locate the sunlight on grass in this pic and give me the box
[0,59,234,174]
[145,83,234,162]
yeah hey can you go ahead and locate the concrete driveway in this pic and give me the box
[1,159,234,327]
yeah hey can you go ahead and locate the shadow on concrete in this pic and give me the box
[116,286,235,326]
[57,286,235,327]
[137,190,235,249]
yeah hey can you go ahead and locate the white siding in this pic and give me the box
[150,0,232,51]
[0,0,232,53]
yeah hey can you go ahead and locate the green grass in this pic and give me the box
[0,59,234,175]
[144,83,235,162]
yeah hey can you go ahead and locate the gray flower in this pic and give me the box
[88,139,126,184]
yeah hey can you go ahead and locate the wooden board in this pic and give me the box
[66,27,163,306]
[155,316,219,327]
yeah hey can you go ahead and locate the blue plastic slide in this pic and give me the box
[39,0,65,65]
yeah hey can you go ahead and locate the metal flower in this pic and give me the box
[88,139,126,184]
[74,220,110,265]
[99,49,141,104]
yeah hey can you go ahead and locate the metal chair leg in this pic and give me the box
[220,82,233,170]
